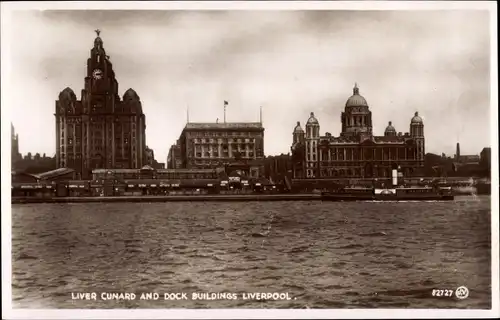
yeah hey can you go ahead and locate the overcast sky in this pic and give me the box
[4,8,492,160]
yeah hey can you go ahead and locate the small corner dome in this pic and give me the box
[306,112,319,125]
[385,121,396,133]
[293,121,304,133]
[411,111,423,124]
[345,83,368,108]
[123,89,140,102]
[59,87,77,101]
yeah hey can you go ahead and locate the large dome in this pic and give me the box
[345,83,368,108]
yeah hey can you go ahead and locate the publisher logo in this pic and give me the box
[455,286,469,300]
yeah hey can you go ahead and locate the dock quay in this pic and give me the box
[12,194,322,204]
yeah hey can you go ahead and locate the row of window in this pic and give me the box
[188,131,261,138]
[344,116,371,127]
[195,143,254,151]
[60,121,140,130]
[194,152,255,158]
[192,138,255,144]
[93,172,218,180]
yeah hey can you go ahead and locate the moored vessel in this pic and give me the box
[321,186,454,201]
[321,168,454,201]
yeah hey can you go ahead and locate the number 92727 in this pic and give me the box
[432,289,454,297]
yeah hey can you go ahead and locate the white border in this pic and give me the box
[1,1,498,319]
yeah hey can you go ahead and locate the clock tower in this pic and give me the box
[55,30,147,179]
[83,29,120,113]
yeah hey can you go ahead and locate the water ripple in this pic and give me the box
[11,197,492,309]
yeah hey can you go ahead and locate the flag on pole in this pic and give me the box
[223,101,228,123]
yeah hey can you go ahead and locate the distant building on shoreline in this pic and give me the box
[454,142,481,164]
[54,30,148,179]
[145,146,165,169]
[11,123,22,167]
[291,83,425,179]
[480,147,491,172]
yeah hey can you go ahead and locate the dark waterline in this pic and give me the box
[11,196,491,309]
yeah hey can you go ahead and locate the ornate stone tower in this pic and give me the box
[410,111,425,166]
[305,112,320,178]
[341,83,373,138]
[55,30,147,179]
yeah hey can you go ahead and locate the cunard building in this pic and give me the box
[168,107,266,178]
[291,84,425,179]
[55,30,147,179]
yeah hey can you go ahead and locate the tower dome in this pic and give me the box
[411,111,423,124]
[345,83,368,108]
[293,121,304,133]
[306,112,319,125]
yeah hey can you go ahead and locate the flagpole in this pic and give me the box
[224,101,227,123]
[260,106,263,124]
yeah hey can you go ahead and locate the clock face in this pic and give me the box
[92,69,103,80]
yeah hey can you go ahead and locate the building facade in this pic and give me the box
[291,84,425,179]
[54,30,147,179]
[170,122,265,178]
[167,140,183,169]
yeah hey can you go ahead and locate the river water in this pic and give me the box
[11,196,491,309]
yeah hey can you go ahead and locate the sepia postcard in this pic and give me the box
[1,1,498,319]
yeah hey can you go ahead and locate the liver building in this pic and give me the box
[55,30,147,179]
[291,83,425,179]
